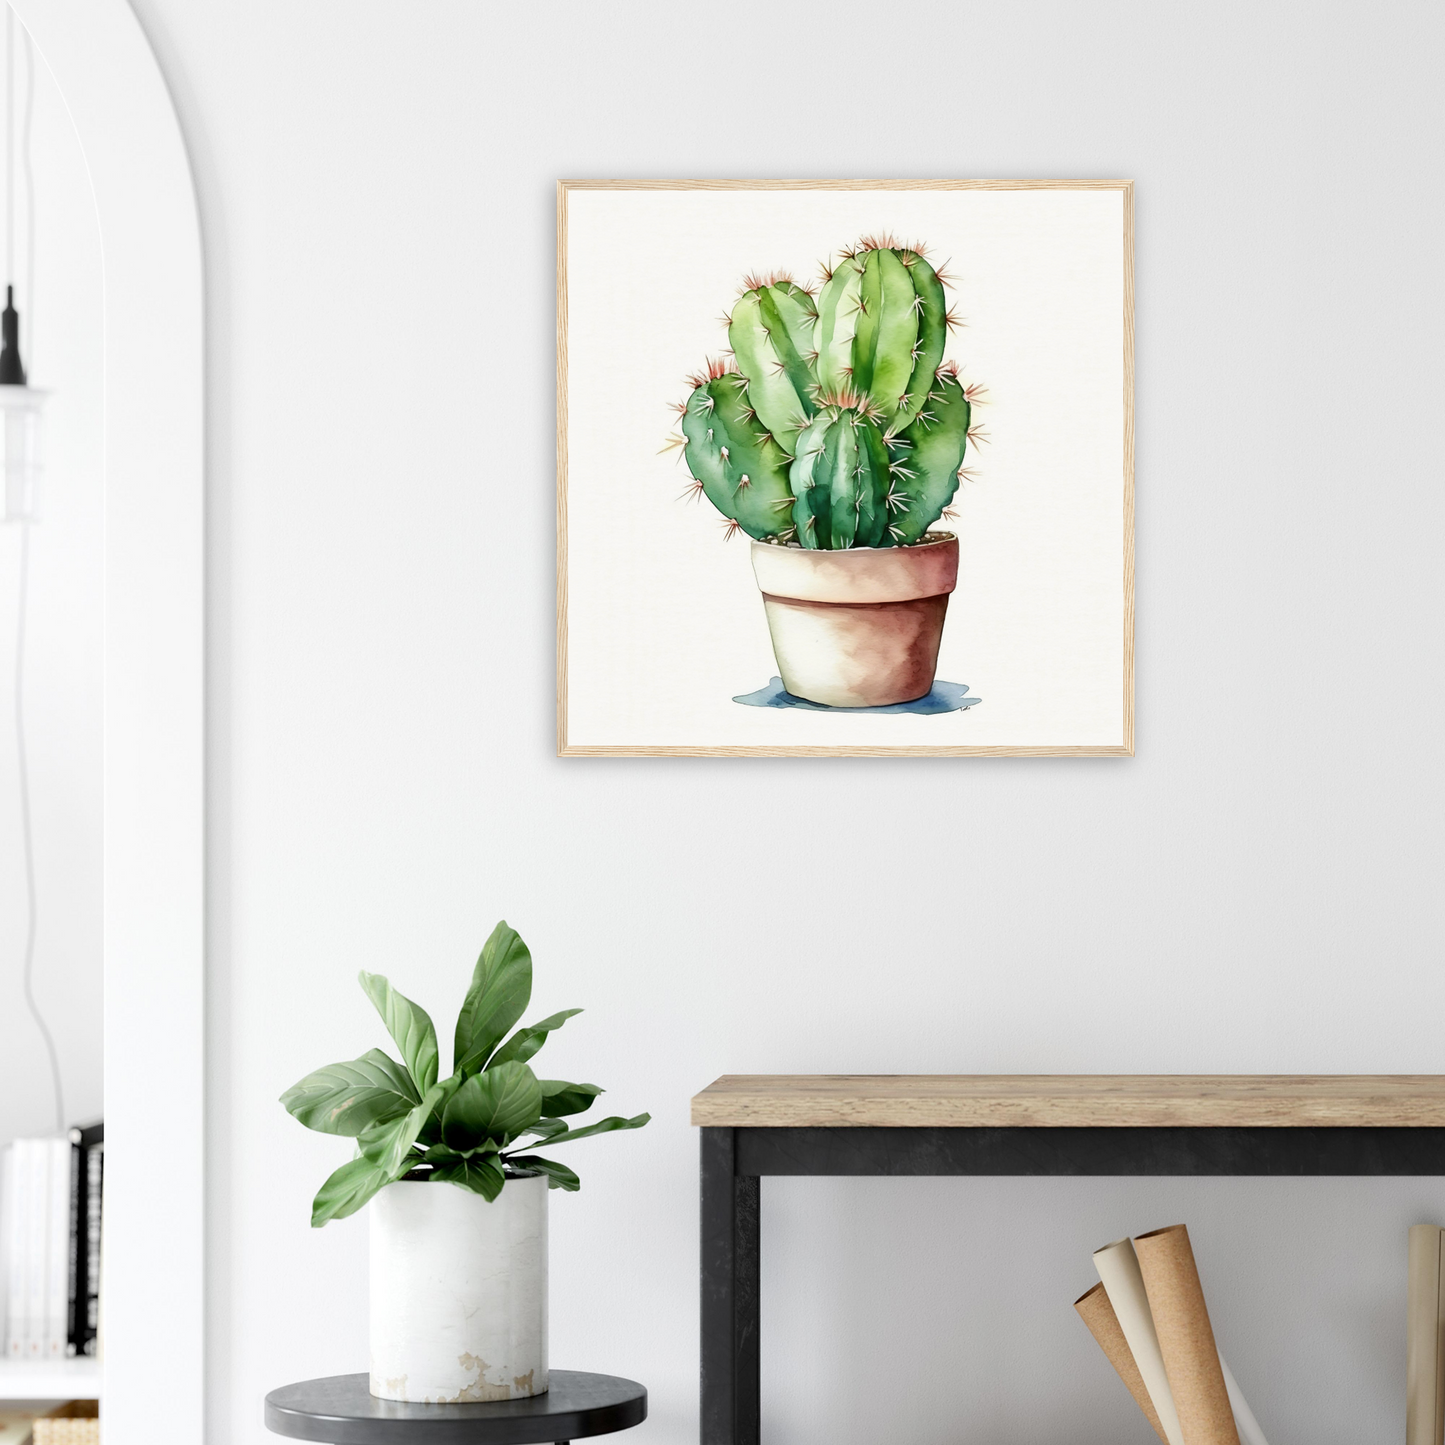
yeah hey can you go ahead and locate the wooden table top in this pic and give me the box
[690,1075,1445,1128]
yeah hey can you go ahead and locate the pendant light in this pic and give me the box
[1,285,43,522]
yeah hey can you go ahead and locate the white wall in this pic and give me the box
[123,1,1445,1441]
[0,23,104,1147]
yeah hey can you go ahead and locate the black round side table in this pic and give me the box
[264,1372,647,1445]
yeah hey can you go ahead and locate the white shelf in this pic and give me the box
[0,1357,101,1400]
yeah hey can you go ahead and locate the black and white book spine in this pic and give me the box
[0,1143,19,1358]
[44,1139,69,1359]
[82,1138,103,1356]
[65,1125,102,1356]
[66,1137,81,1356]
[23,1139,48,1359]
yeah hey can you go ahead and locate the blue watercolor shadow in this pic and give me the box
[733,677,982,715]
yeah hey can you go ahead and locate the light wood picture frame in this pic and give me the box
[557,179,1134,757]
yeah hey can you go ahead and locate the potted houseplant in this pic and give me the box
[281,921,649,1405]
[667,235,986,707]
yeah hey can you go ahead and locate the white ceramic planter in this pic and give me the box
[369,1173,548,1403]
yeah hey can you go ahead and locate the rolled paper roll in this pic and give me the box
[1406,1224,1445,1445]
[1093,1237,1185,1445]
[1075,1280,1170,1444]
[1134,1224,1240,1445]
[1219,1358,1269,1445]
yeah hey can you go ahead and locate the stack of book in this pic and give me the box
[1075,1222,1269,1445]
[0,1124,103,1361]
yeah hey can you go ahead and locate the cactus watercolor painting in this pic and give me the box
[659,235,985,713]
[669,239,978,553]
[557,181,1134,756]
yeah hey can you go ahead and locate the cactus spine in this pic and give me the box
[674,237,977,549]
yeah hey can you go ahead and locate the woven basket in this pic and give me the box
[32,1417,100,1444]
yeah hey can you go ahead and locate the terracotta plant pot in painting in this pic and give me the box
[750,533,958,707]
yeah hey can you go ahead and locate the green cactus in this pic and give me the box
[789,401,891,550]
[679,362,795,540]
[668,236,978,549]
[882,368,972,546]
[816,239,951,433]
[891,251,950,432]
[727,275,818,448]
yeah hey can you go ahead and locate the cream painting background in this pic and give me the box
[563,186,1126,749]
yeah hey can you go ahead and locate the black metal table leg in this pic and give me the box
[701,1127,759,1445]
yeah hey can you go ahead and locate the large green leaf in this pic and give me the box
[504,1155,581,1192]
[359,1082,447,1176]
[358,971,439,1092]
[310,1155,393,1227]
[430,1153,506,1202]
[518,1117,570,1144]
[489,1009,582,1069]
[280,1048,420,1136]
[536,1112,650,1147]
[452,922,532,1076]
[416,1074,465,1148]
[441,1061,544,1152]
[422,1139,500,1165]
[538,1080,603,1117]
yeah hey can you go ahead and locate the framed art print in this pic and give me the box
[557,180,1133,757]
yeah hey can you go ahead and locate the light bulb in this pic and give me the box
[0,382,44,522]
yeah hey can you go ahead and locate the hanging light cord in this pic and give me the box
[7,5,63,1135]
[5,6,12,287]
[21,17,31,363]
[15,521,65,1135]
